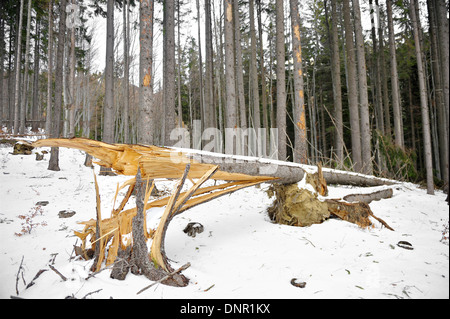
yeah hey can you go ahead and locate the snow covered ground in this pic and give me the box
[0,136,448,299]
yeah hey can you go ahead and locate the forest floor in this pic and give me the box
[0,134,448,299]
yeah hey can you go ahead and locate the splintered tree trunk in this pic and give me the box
[110,168,187,286]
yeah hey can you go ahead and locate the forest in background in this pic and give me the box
[0,0,448,195]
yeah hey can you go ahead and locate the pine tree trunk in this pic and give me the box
[435,0,449,190]
[342,0,362,172]
[32,20,40,132]
[410,0,434,195]
[352,0,372,175]
[139,0,154,145]
[233,0,247,134]
[290,0,307,164]
[48,0,66,171]
[13,0,24,135]
[326,0,344,166]
[103,0,114,144]
[123,0,130,143]
[205,0,215,130]
[249,0,261,134]
[386,0,403,148]
[275,0,286,161]
[163,0,176,146]
[45,0,53,136]
[224,0,237,153]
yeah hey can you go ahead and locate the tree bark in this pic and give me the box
[45,0,53,136]
[139,0,154,145]
[386,0,403,148]
[290,0,307,164]
[352,0,372,175]
[224,0,237,153]
[276,0,286,161]
[103,0,114,144]
[163,0,176,146]
[342,0,362,172]
[48,0,66,171]
[233,0,247,134]
[204,0,215,130]
[409,0,434,195]
[327,0,344,166]
[249,0,261,134]
[13,0,24,135]
[19,0,32,135]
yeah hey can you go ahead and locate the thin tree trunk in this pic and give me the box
[325,0,344,166]
[342,0,362,172]
[249,0,261,134]
[32,20,40,132]
[233,0,247,133]
[204,0,215,130]
[435,0,449,190]
[224,0,237,154]
[0,12,5,127]
[257,0,269,147]
[289,0,307,164]
[48,0,66,171]
[46,1,53,135]
[410,0,434,195]
[164,0,176,146]
[139,0,154,144]
[276,0,286,161]
[103,0,114,144]
[352,0,372,175]
[123,0,130,143]
[386,0,403,148]
[13,0,24,135]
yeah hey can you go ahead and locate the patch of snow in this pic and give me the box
[0,143,448,299]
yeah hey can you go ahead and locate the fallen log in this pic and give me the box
[31,138,398,187]
[342,188,394,204]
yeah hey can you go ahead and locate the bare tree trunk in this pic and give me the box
[123,0,130,143]
[276,0,286,161]
[386,0,403,148]
[435,0,449,190]
[103,0,114,144]
[249,0,261,134]
[139,0,154,145]
[257,0,269,142]
[163,0,176,146]
[289,0,307,164]
[410,0,434,195]
[325,0,344,166]
[224,0,237,153]
[233,0,247,134]
[204,0,215,130]
[48,0,66,171]
[32,20,40,132]
[342,0,362,172]
[352,0,372,175]
[13,0,24,135]
[46,1,53,136]
[0,12,4,128]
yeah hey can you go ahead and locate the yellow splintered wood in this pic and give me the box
[34,138,274,273]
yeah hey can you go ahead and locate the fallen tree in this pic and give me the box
[30,138,396,287]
